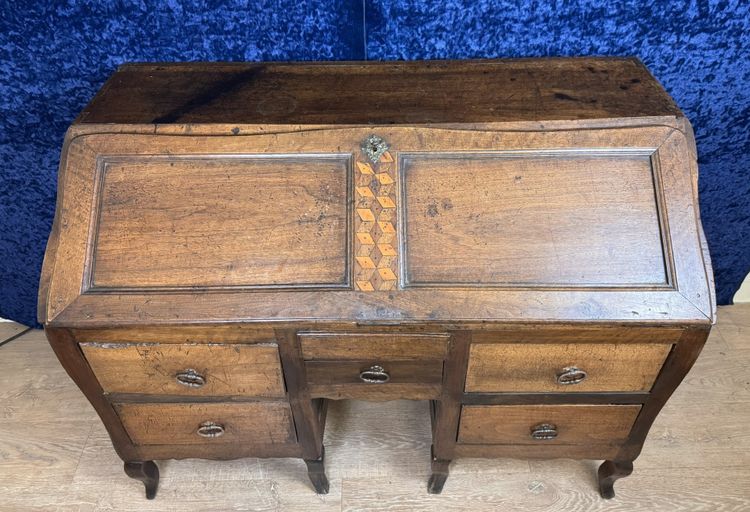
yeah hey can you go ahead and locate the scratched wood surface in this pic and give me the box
[76,59,682,125]
[457,404,641,445]
[0,321,27,341]
[81,342,286,397]
[114,402,296,446]
[41,124,713,326]
[464,343,671,393]
[1,305,748,511]
[91,155,349,289]
[400,152,666,287]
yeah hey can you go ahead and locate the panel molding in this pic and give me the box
[398,148,676,291]
[41,126,712,325]
[84,153,353,294]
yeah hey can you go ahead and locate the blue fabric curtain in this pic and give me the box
[1,0,748,326]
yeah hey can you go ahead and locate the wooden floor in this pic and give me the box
[1,305,749,511]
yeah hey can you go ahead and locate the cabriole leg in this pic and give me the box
[124,460,159,499]
[597,459,633,499]
[304,447,330,494]
[427,447,451,494]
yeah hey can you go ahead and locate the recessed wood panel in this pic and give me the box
[465,343,672,393]
[402,151,667,287]
[81,342,285,397]
[115,402,296,446]
[458,404,641,445]
[90,155,349,289]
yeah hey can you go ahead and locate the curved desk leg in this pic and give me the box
[305,447,330,494]
[598,459,633,499]
[124,460,159,500]
[427,447,451,494]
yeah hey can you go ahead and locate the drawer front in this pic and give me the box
[115,402,296,446]
[458,405,641,445]
[465,343,671,393]
[299,333,449,361]
[306,360,443,400]
[81,343,285,397]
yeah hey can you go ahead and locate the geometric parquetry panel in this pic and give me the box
[354,146,398,291]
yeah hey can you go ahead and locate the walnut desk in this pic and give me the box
[38,58,715,500]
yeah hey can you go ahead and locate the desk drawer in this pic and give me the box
[301,333,448,400]
[115,402,296,446]
[465,343,671,393]
[81,342,285,397]
[306,360,444,400]
[458,404,641,445]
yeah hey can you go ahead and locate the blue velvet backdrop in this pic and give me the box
[1,1,748,327]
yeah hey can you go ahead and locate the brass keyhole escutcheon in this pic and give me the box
[362,135,389,163]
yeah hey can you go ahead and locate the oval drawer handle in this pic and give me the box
[556,366,587,385]
[196,421,225,438]
[530,423,558,440]
[359,365,390,384]
[175,369,206,388]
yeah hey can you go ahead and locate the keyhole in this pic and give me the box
[362,135,389,163]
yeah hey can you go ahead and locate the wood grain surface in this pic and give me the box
[465,343,672,392]
[0,322,27,342]
[470,327,683,344]
[31,58,719,505]
[300,333,449,361]
[457,405,642,445]
[114,402,295,446]
[40,124,713,325]
[1,308,748,511]
[91,155,349,290]
[76,59,682,125]
[306,360,443,400]
[81,342,285,397]
[72,324,276,344]
[401,151,666,287]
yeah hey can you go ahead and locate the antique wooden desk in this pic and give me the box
[39,58,714,500]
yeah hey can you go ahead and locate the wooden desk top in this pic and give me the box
[77,58,682,126]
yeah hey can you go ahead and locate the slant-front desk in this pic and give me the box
[39,58,714,500]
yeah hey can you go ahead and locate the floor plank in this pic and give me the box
[0,305,749,510]
[717,304,750,352]
[341,467,750,511]
[0,320,28,343]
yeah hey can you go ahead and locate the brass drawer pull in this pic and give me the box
[175,369,206,388]
[556,366,587,385]
[530,423,558,440]
[359,365,390,383]
[196,421,225,438]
